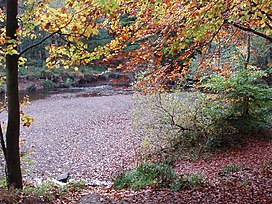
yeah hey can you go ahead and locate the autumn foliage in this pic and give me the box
[96,0,272,91]
[0,0,271,192]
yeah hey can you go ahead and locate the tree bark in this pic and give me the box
[6,0,22,189]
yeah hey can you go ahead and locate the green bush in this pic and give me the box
[204,67,272,133]
[133,68,271,162]
[114,162,176,190]
[63,77,73,88]
[171,173,206,191]
[0,177,7,188]
[114,162,206,191]
[204,135,245,150]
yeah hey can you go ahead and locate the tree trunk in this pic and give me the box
[6,0,22,189]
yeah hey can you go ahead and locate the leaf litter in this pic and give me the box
[1,92,271,203]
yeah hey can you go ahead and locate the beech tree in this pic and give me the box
[0,0,271,189]
[96,0,272,92]
[0,0,108,189]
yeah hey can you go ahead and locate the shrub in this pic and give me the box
[63,77,73,88]
[0,176,7,188]
[204,67,272,133]
[133,91,215,160]
[186,173,206,188]
[171,173,206,191]
[133,68,271,162]
[114,162,177,190]
[114,162,206,191]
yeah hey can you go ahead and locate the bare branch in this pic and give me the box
[228,20,272,42]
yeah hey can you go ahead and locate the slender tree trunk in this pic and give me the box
[244,34,251,69]
[6,0,22,189]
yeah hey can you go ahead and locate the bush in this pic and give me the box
[114,162,176,190]
[204,67,272,133]
[0,176,7,188]
[114,162,206,191]
[171,173,206,191]
[133,67,271,162]
[133,91,215,160]
[204,134,245,150]
[63,77,73,88]
[222,164,241,174]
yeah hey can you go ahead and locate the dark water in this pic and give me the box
[0,85,133,103]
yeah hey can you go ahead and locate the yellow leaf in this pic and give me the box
[67,35,74,41]
[84,26,99,37]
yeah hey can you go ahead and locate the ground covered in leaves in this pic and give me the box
[1,136,272,203]
[56,136,272,203]
[0,90,271,203]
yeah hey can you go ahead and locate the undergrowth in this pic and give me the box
[0,179,86,203]
[114,162,206,191]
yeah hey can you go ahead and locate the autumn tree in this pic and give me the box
[0,0,270,189]
[0,0,109,189]
[94,0,272,92]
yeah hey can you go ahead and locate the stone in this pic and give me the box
[56,172,69,183]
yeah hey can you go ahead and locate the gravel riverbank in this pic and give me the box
[1,89,141,183]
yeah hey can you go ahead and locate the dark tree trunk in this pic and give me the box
[5,0,22,189]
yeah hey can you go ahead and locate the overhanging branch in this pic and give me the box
[18,6,90,57]
[18,30,60,57]
[227,20,272,42]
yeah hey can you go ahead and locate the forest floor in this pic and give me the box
[0,90,271,203]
